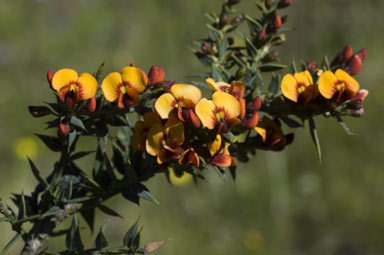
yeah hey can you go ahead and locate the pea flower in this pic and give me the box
[281,70,319,103]
[101,66,148,108]
[51,68,98,107]
[155,84,202,127]
[195,91,241,133]
[178,147,200,167]
[208,135,235,167]
[131,112,162,151]
[146,118,185,165]
[318,69,359,102]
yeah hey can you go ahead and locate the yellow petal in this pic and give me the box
[171,84,202,108]
[281,74,298,102]
[52,69,78,92]
[121,66,147,93]
[195,98,216,129]
[208,134,222,156]
[294,70,313,86]
[318,71,338,99]
[164,118,184,144]
[101,72,123,102]
[254,126,267,142]
[155,93,176,119]
[77,72,98,100]
[206,78,230,91]
[145,123,164,156]
[212,91,240,119]
[335,69,360,93]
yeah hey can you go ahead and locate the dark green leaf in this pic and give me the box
[28,158,48,188]
[245,15,262,30]
[17,192,26,221]
[35,134,62,152]
[122,184,158,205]
[308,117,322,162]
[70,117,86,130]
[223,132,236,143]
[195,52,214,67]
[207,24,223,41]
[335,115,353,135]
[65,214,84,251]
[218,38,227,58]
[229,166,237,181]
[95,225,108,249]
[98,204,123,218]
[245,38,257,58]
[94,62,105,83]
[268,74,281,95]
[42,206,63,218]
[123,219,140,249]
[81,207,95,233]
[68,131,77,151]
[259,63,287,72]
[70,151,95,161]
[138,190,159,205]
[2,233,22,254]
[212,65,223,81]
[280,116,302,128]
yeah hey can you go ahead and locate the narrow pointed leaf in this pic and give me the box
[335,115,353,135]
[138,190,160,205]
[27,158,48,188]
[80,207,95,233]
[95,225,108,249]
[98,204,123,218]
[35,134,62,152]
[308,117,322,162]
[260,63,287,72]
[17,192,26,221]
[65,214,84,251]
[123,219,140,249]
[2,233,22,254]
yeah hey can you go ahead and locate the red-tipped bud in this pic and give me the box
[357,48,367,61]
[84,97,96,114]
[277,0,292,8]
[58,123,70,136]
[201,42,216,55]
[344,54,363,75]
[307,60,317,73]
[28,106,52,118]
[258,29,266,41]
[130,62,136,67]
[47,70,54,85]
[274,15,282,30]
[219,13,228,28]
[148,66,165,87]
[230,14,244,26]
[252,96,261,111]
[343,45,353,61]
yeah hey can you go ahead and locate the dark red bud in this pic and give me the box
[47,70,54,85]
[252,96,261,111]
[345,54,363,75]
[307,60,317,73]
[357,48,367,61]
[349,108,366,117]
[130,62,136,67]
[259,29,266,41]
[278,0,292,8]
[274,15,282,30]
[28,106,52,118]
[84,97,96,114]
[219,13,228,28]
[230,14,244,26]
[148,66,165,86]
[59,123,70,136]
[343,45,353,61]
[201,42,216,55]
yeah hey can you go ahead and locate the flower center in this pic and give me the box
[336,81,346,91]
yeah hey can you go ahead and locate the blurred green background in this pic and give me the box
[1,0,383,254]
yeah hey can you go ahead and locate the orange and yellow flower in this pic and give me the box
[131,112,162,151]
[208,135,236,167]
[155,84,202,126]
[146,118,185,164]
[101,66,148,108]
[254,116,293,151]
[178,147,200,167]
[281,70,318,103]
[195,91,241,133]
[318,69,359,101]
[51,69,98,107]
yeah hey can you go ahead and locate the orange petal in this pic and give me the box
[101,72,123,102]
[294,70,313,86]
[206,78,230,92]
[212,91,240,119]
[118,87,139,108]
[335,69,360,93]
[171,84,202,108]
[318,71,338,99]
[121,66,148,93]
[208,134,222,156]
[155,93,176,119]
[52,69,78,92]
[211,154,232,167]
[195,98,216,129]
[164,118,184,144]
[146,123,164,156]
[281,74,298,102]
[229,81,245,100]
[77,72,98,100]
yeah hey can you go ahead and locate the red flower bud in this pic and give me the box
[307,60,317,73]
[148,65,165,87]
[343,45,353,61]
[344,54,363,75]
[84,97,96,114]
[58,123,70,136]
[274,15,282,30]
[47,70,54,85]
[252,96,261,111]
[230,14,244,26]
[28,106,52,118]
[219,13,228,28]
[278,0,292,8]
[357,48,367,61]
[258,29,266,41]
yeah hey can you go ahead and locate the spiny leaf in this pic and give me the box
[81,208,95,233]
[65,214,84,251]
[1,233,22,254]
[94,62,105,83]
[98,204,123,219]
[268,74,281,95]
[335,115,354,135]
[70,151,95,161]
[42,206,63,218]
[308,117,322,163]
[280,116,302,128]
[27,158,48,188]
[123,219,141,249]
[260,63,287,72]
[35,134,62,152]
[138,190,160,205]
[17,192,26,221]
[70,116,86,130]
[95,225,108,250]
